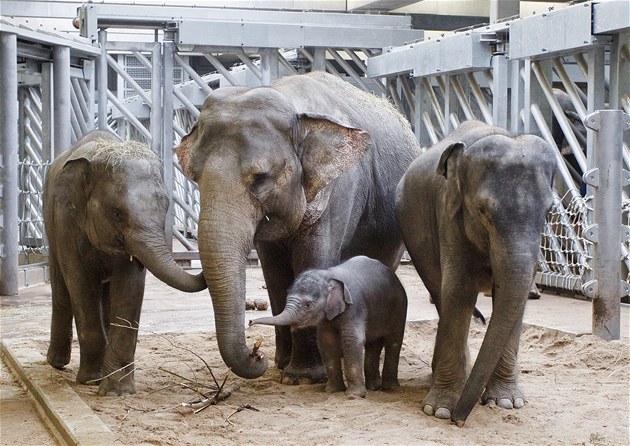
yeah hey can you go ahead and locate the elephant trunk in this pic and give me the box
[197,171,269,379]
[131,229,206,293]
[250,307,299,327]
[452,238,537,426]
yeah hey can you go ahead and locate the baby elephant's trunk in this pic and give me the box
[249,309,297,327]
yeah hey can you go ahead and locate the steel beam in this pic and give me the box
[583,110,629,340]
[52,45,71,158]
[175,19,423,49]
[0,32,19,295]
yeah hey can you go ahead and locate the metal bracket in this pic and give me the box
[582,279,598,298]
[584,111,600,131]
[583,224,599,243]
[620,281,630,298]
[582,168,599,187]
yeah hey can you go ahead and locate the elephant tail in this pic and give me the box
[473,307,486,325]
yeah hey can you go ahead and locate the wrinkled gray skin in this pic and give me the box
[396,121,556,425]
[175,72,420,383]
[44,130,206,396]
[250,256,407,398]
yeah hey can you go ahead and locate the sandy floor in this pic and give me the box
[10,320,627,446]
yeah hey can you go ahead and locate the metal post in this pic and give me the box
[97,29,108,130]
[150,43,162,156]
[492,55,509,130]
[583,110,630,340]
[490,0,519,23]
[260,48,279,86]
[312,47,326,72]
[162,41,175,245]
[41,62,53,161]
[0,32,19,295]
[53,45,71,158]
[510,59,524,136]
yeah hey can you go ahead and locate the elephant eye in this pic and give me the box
[112,208,124,222]
[250,172,271,196]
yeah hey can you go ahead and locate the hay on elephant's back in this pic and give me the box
[80,138,157,170]
[308,71,413,134]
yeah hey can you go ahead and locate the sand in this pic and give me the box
[14,319,626,446]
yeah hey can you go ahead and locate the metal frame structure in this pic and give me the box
[0,18,99,294]
[1,1,627,339]
[368,0,630,340]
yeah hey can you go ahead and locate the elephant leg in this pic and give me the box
[382,333,403,391]
[318,324,345,393]
[97,262,146,396]
[364,338,384,391]
[258,243,326,384]
[66,273,107,385]
[482,321,525,409]
[341,328,367,398]
[47,254,73,370]
[423,267,478,420]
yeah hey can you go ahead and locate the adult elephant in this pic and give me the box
[175,71,420,383]
[396,121,556,425]
[44,130,206,396]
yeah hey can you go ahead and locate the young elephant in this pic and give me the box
[44,130,206,396]
[396,121,556,425]
[250,256,407,398]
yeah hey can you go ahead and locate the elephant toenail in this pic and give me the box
[423,405,435,416]
[435,407,451,419]
[514,398,525,409]
[497,398,514,409]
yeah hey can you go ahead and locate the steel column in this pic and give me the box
[0,32,19,295]
[97,29,108,130]
[583,110,629,340]
[492,56,509,130]
[260,48,279,86]
[150,43,162,156]
[53,45,71,157]
[162,41,175,245]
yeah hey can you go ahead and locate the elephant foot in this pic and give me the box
[482,379,525,409]
[97,366,136,396]
[346,386,367,399]
[422,386,461,420]
[46,347,71,370]
[76,365,102,386]
[280,362,327,385]
[381,378,400,391]
[325,380,346,393]
[366,376,382,391]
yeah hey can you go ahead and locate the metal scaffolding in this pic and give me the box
[367,0,630,340]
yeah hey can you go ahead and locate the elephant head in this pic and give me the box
[175,86,370,379]
[249,270,352,329]
[57,133,206,293]
[436,134,556,424]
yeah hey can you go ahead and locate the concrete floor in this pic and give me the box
[2,264,628,342]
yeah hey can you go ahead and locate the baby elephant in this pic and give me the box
[250,256,407,398]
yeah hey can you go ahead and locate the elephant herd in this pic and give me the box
[44,71,556,426]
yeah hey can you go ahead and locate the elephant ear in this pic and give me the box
[436,142,465,219]
[325,278,353,321]
[296,112,371,202]
[436,141,465,179]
